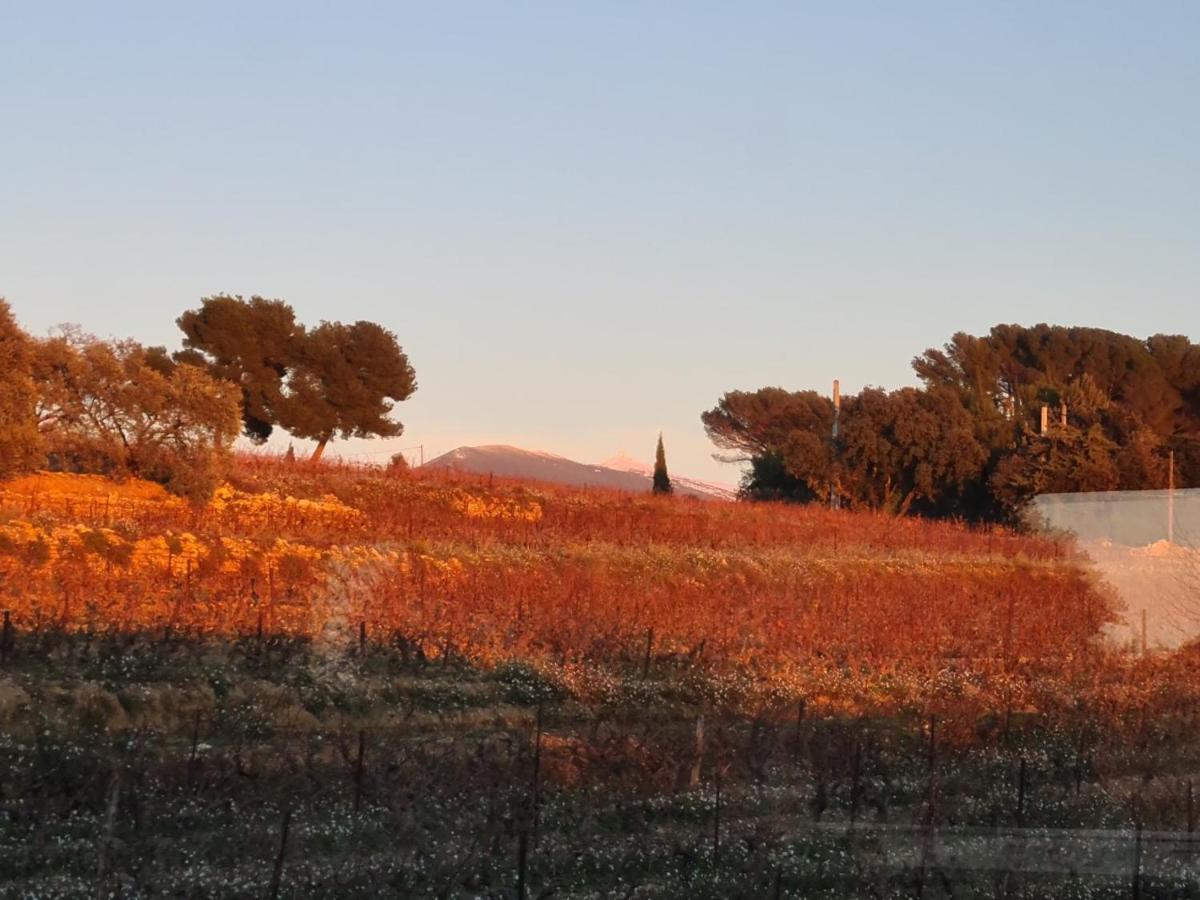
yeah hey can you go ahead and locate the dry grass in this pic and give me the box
[0,457,1099,663]
[0,454,1129,739]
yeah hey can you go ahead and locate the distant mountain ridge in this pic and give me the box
[421,445,736,500]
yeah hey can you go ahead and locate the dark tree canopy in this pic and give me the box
[739,452,819,503]
[707,324,1200,524]
[0,294,419,496]
[703,389,833,501]
[177,297,417,460]
[702,388,832,463]
[177,295,299,442]
[837,387,986,516]
[281,320,417,461]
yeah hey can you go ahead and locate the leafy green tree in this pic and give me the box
[280,320,417,461]
[702,388,832,459]
[704,385,986,511]
[738,452,818,502]
[176,295,300,442]
[916,324,1192,444]
[32,333,241,501]
[702,388,833,500]
[652,434,672,495]
[990,422,1121,520]
[708,323,1200,523]
[177,297,418,460]
[0,300,42,479]
[775,428,834,502]
[913,324,1200,519]
[838,387,986,515]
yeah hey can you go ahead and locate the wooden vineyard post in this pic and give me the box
[1016,756,1027,829]
[1132,820,1143,900]
[712,765,722,870]
[353,730,366,814]
[0,610,12,665]
[849,739,862,826]
[187,711,201,792]
[530,705,543,846]
[96,771,121,883]
[516,831,529,900]
[830,379,841,510]
[927,715,937,776]
[1003,592,1015,672]
[793,699,806,762]
[1169,448,1175,544]
[688,715,705,790]
[1188,779,1195,836]
[917,773,938,899]
[1074,730,1086,796]
[269,809,292,899]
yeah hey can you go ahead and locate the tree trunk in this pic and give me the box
[310,436,330,462]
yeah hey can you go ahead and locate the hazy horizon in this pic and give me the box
[3,2,1197,482]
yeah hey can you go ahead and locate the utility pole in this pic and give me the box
[1168,449,1175,544]
[830,380,841,510]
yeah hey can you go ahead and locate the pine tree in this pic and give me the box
[281,320,417,461]
[653,434,673,495]
[177,296,417,460]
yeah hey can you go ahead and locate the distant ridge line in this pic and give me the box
[421,444,736,500]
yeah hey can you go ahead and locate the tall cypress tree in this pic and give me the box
[653,433,673,495]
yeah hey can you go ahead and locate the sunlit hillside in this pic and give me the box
[1,456,1109,725]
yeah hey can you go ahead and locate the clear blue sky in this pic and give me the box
[2,2,1197,482]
